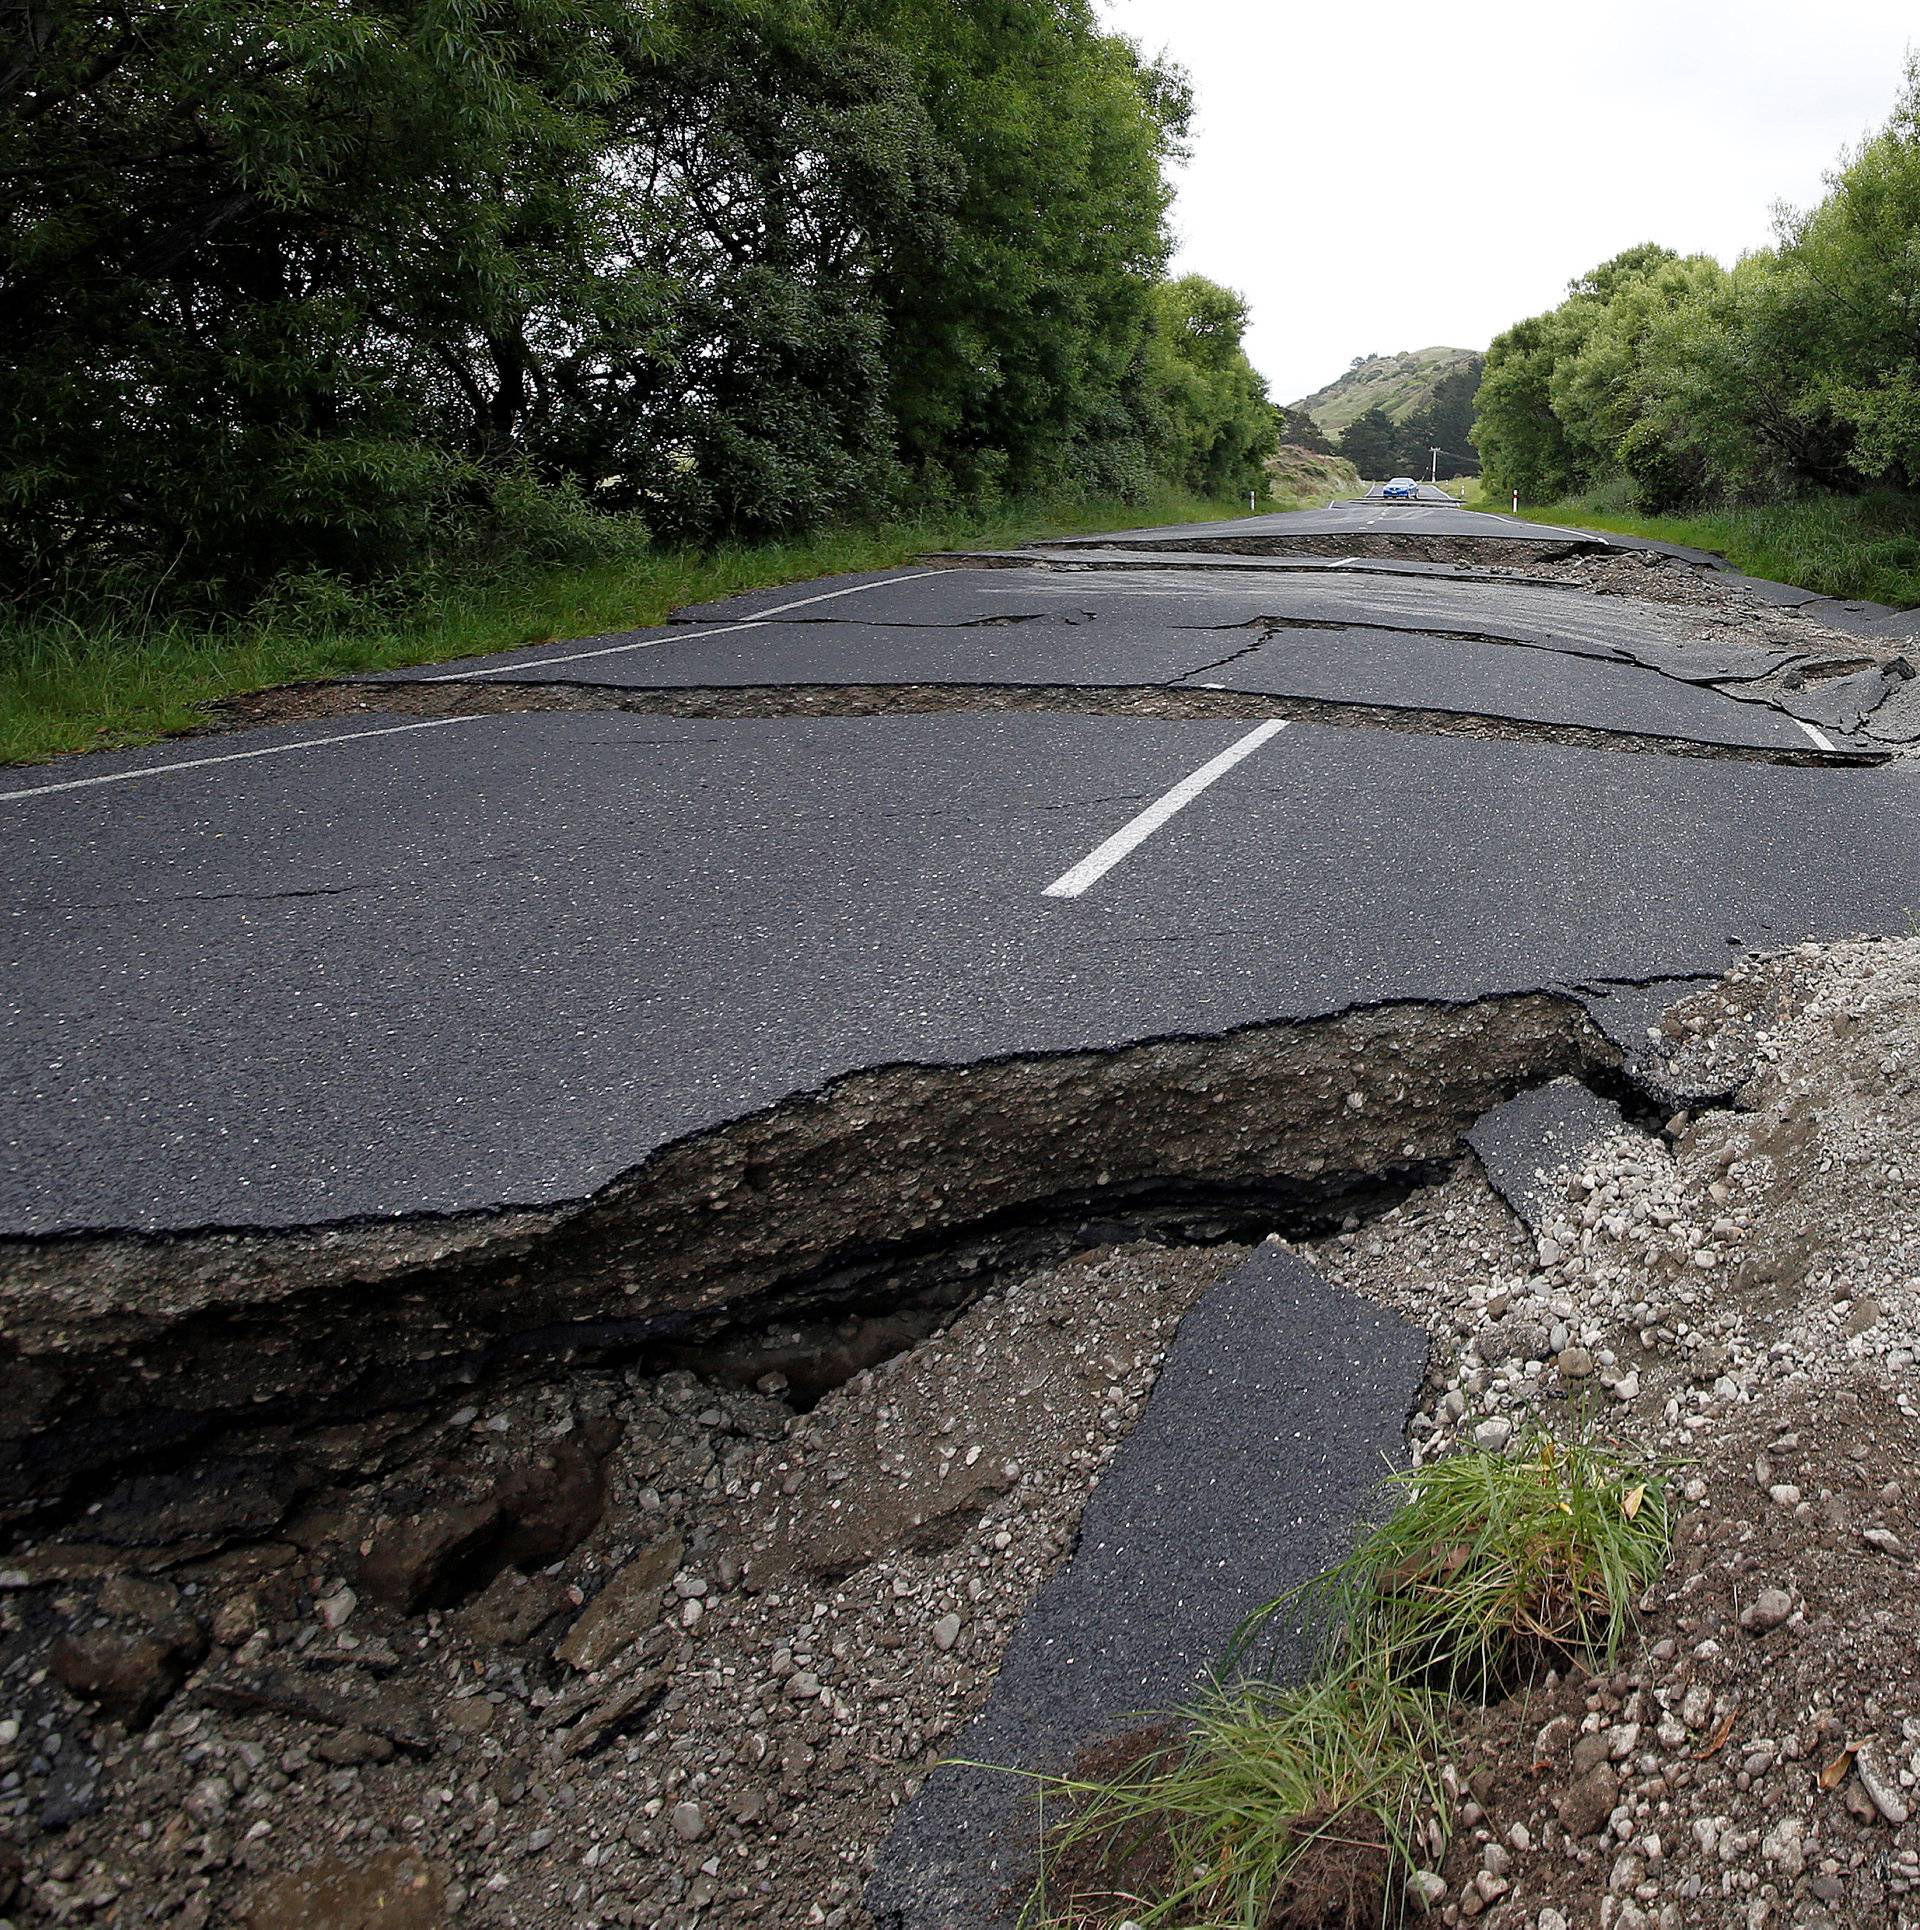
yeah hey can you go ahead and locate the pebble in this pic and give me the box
[671,1801,707,1843]
[1857,1745,1911,1825]
[1405,1870,1447,1911]
[930,1613,962,1652]
[1473,1417,1513,1453]
[1739,1587,1794,1634]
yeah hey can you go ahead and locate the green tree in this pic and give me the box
[1144,276,1275,495]
[1399,361,1483,479]
[1,0,1259,607]
[1274,405,1335,455]
[1336,406,1403,480]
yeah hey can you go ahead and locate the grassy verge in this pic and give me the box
[0,489,1259,766]
[1509,485,1920,609]
[1020,1429,1671,1930]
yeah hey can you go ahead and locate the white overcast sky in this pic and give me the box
[1098,0,1916,404]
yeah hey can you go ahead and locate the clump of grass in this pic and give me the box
[1027,1669,1441,1930]
[1020,1427,1672,1930]
[1245,1431,1673,1701]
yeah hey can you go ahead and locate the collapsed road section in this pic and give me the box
[6,500,1920,1926]
[2,992,1605,1516]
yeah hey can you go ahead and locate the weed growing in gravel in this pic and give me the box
[1244,1431,1675,1700]
[1020,1428,1673,1930]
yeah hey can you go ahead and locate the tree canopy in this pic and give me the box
[1,0,1270,606]
[1474,57,1920,510]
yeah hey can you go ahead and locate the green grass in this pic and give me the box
[0,488,1254,766]
[1025,1671,1442,1930]
[1250,1430,1673,1699]
[1510,485,1920,609]
[1018,1428,1673,1930]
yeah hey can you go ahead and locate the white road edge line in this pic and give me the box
[0,567,951,804]
[1042,719,1289,900]
[422,569,946,681]
[1794,719,1837,752]
[0,715,493,805]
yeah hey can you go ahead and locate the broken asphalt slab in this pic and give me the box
[388,563,1860,755]
[1174,626,1819,754]
[1467,1078,1636,1233]
[864,1240,1428,1930]
[929,547,1569,589]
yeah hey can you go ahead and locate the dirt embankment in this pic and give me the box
[8,941,1920,1926]
[1307,937,1920,1928]
[1267,444,1363,504]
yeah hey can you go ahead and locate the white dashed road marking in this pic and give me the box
[1042,720,1290,900]
[1794,719,1837,752]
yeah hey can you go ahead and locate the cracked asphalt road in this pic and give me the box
[3,500,1918,1237]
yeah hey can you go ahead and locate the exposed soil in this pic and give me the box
[0,1243,1244,1929]
[1,991,1603,1519]
[1303,934,1920,1927]
[8,518,1920,1930]
[202,678,1868,768]
[9,924,1920,1927]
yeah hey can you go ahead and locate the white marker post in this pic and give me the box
[1513,489,1520,513]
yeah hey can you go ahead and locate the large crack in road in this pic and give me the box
[2,989,1611,1519]
[212,680,1876,767]
[6,502,1920,1927]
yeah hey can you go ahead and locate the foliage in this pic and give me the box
[1476,53,1920,525]
[1243,1431,1672,1700]
[1266,446,1362,505]
[1017,1428,1673,1930]
[1289,346,1482,442]
[1022,1672,1441,1930]
[1,0,1243,610]
[1274,406,1335,456]
[1331,369,1481,482]
[1144,277,1277,497]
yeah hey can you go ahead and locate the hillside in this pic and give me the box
[1267,444,1362,502]
[1291,346,1483,437]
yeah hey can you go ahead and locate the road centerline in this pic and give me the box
[1041,719,1290,899]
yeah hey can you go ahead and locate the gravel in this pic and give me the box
[0,1243,1242,1928]
[1305,933,1920,1929]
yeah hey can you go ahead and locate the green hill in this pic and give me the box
[1290,347,1483,437]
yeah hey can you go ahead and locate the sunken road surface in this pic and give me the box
[4,501,1920,1928]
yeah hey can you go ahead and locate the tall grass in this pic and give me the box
[1027,1671,1442,1930]
[1512,487,1920,610]
[0,489,1253,766]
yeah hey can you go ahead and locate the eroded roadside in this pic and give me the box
[2,993,1605,1517]
[9,938,1920,1929]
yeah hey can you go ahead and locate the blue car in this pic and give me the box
[1381,477,1419,500]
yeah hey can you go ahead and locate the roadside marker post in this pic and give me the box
[1513,489,1519,512]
